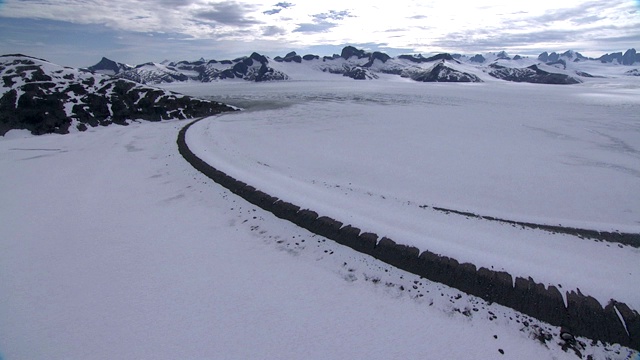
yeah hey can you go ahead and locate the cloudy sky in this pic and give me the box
[0,0,638,67]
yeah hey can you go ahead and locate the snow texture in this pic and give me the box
[1,59,639,359]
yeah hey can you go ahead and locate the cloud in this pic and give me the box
[262,25,287,36]
[1,0,638,65]
[292,9,353,33]
[263,2,294,16]
[274,2,294,9]
[263,9,281,15]
[312,10,353,22]
[156,0,195,6]
[293,22,337,33]
[194,2,262,27]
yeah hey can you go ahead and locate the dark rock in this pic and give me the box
[343,66,377,80]
[599,51,624,64]
[370,51,391,63]
[303,54,319,61]
[410,62,482,82]
[311,216,343,240]
[489,64,580,84]
[538,52,550,62]
[424,53,455,62]
[0,55,237,135]
[546,59,567,69]
[341,46,370,60]
[496,51,511,60]
[470,54,486,63]
[86,57,132,74]
[293,209,319,229]
[623,49,637,65]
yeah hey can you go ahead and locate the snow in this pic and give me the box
[174,79,640,310]
[1,68,639,359]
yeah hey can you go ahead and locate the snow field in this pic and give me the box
[5,120,636,359]
[176,80,640,311]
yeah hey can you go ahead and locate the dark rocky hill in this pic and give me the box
[0,55,236,135]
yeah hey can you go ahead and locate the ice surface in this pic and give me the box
[1,72,639,359]
[177,79,640,309]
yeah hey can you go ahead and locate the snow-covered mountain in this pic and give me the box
[85,46,640,86]
[86,56,132,75]
[0,54,236,135]
[113,52,288,84]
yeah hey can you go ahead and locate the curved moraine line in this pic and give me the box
[427,207,640,248]
[178,117,640,351]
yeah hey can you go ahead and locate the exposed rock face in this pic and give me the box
[406,62,482,82]
[470,54,486,63]
[598,49,639,65]
[489,64,581,84]
[213,52,288,82]
[274,51,302,63]
[86,57,132,75]
[399,53,455,63]
[546,59,567,69]
[0,55,236,135]
[341,46,370,60]
[342,66,378,80]
[110,52,288,84]
[120,62,189,84]
[623,49,638,65]
[81,45,638,86]
[539,50,588,63]
[496,51,511,60]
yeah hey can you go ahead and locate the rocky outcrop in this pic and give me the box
[119,62,189,84]
[341,46,370,60]
[342,66,378,80]
[399,53,456,63]
[113,52,288,84]
[0,55,236,135]
[538,51,588,63]
[86,57,132,75]
[469,54,486,63]
[598,49,639,65]
[406,62,482,82]
[489,64,581,84]
[274,51,302,63]
[81,46,640,86]
[623,49,638,65]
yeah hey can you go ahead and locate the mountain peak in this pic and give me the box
[341,46,370,60]
[87,57,131,75]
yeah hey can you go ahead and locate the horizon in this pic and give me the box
[0,0,639,68]
[2,44,639,69]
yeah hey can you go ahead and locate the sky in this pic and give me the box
[0,0,638,67]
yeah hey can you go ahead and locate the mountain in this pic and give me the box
[86,57,132,75]
[0,54,237,135]
[488,64,581,84]
[86,46,613,85]
[597,49,639,65]
[112,52,288,84]
[404,61,482,82]
[538,50,589,64]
